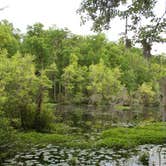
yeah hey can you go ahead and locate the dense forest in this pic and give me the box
[0,19,166,161]
[0,20,165,127]
[1,0,166,165]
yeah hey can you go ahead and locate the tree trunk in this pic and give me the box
[125,38,132,48]
[141,39,152,59]
[36,90,43,114]
[124,15,132,48]
[34,87,43,130]
[159,77,166,121]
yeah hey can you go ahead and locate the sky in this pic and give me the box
[0,0,165,54]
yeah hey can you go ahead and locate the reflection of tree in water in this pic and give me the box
[158,146,161,166]
[55,105,160,130]
[160,77,166,121]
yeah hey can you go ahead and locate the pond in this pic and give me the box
[3,105,165,166]
[3,144,166,165]
[55,105,162,130]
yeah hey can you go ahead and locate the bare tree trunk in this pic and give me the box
[141,39,152,59]
[125,16,132,48]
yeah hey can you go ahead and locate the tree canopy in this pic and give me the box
[78,0,166,57]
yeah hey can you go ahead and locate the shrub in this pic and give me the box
[50,123,72,134]
[139,152,149,165]
[34,109,55,132]
[0,112,16,162]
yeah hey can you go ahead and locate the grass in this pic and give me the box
[17,132,95,149]
[2,122,165,163]
[96,122,166,149]
[17,132,73,145]
[15,122,166,150]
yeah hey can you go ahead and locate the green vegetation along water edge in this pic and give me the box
[18,122,166,149]
[1,122,166,163]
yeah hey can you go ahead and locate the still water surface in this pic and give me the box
[55,105,161,128]
[3,105,166,166]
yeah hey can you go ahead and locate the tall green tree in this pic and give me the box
[0,51,51,129]
[78,0,127,31]
[87,59,124,105]
[78,0,165,57]
[62,54,88,104]
[22,23,53,70]
[0,20,20,56]
[0,51,37,128]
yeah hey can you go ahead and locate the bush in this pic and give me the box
[97,123,166,148]
[0,112,16,162]
[139,152,149,165]
[34,109,55,132]
[50,123,72,134]
[20,104,36,130]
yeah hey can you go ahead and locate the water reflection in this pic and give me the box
[55,105,161,129]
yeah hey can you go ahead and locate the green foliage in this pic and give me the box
[18,132,73,145]
[121,50,151,84]
[0,50,54,131]
[0,15,166,165]
[16,122,166,149]
[0,51,37,122]
[35,108,55,132]
[78,0,127,31]
[78,0,165,57]
[62,54,88,103]
[18,23,166,105]
[22,23,53,69]
[68,157,79,165]
[139,152,149,165]
[77,34,108,66]
[97,123,166,149]
[50,123,72,134]
[78,0,155,32]
[68,109,84,127]
[0,20,166,144]
[87,59,124,104]
[0,20,20,56]
[0,111,16,162]
[137,82,156,105]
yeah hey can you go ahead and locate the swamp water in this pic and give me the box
[3,144,166,166]
[3,105,166,166]
[55,105,162,129]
